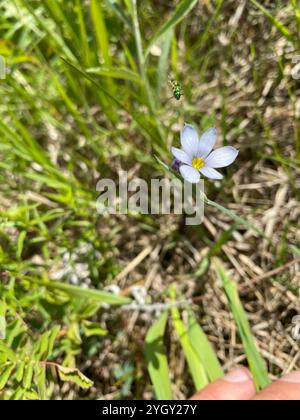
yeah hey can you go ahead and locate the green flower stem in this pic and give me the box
[200,191,267,239]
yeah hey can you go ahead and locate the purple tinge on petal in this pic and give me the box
[171,146,192,165]
[171,159,182,172]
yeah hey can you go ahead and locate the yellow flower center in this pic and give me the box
[192,157,205,170]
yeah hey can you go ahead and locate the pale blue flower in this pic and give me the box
[171,124,239,183]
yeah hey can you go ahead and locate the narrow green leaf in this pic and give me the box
[90,0,112,67]
[0,302,6,318]
[20,0,75,60]
[82,321,108,338]
[16,231,26,260]
[90,0,115,96]
[171,32,178,76]
[61,58,160,147]
[36,363,47,400]
[291,0,300,27]
[105,0,131,27]
[290,245,300,256]
[0,342,17,362]
[22,362,34,390]
[145,312,172,400]
[43,0,81,49]
[188,312,224,382]
[45,326,60,359]
[157,29,173,97]
[0,362,15,390]
[45,281,131,305]
[5,319,27,348]
[214,259,270,390]
[34,333,49,361]
[15,361,26,383]
[34,326,60,360]
[75,0,91,65]
[9,386,25,400]
[57,366,93,389]
[170,287,208,391]
[24,388,39,400]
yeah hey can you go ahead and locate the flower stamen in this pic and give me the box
[192,157,205,170]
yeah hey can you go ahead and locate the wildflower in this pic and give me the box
[171,124,239,183]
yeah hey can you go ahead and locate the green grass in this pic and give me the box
[0,0,299,400]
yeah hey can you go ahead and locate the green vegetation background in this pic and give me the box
[0,0,299,400]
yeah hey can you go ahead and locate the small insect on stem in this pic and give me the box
[168,79,183,101]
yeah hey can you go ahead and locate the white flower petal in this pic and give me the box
[171,147,192,165]
[205,146,239,168]
[179,164,200,184]
[200,166,223,180]
[180,124,199,158]
[198,128,217,158]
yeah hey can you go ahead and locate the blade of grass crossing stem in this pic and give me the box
[145,312,172,400]
[187,311,224,382]
[145,0,198,57]
[170,286,208,391]
[214,259,270,390]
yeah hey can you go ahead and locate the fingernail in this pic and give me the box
[224,368,250,383]
[280,372,300,384]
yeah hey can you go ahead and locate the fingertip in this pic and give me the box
[223,366,252,384]
[191,367,256,400]
[253,371,300,400]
